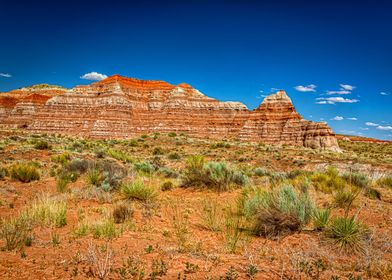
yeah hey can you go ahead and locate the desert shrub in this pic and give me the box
[120,181,157,202]
[134,161,155,174]
[254,167,269,177]
[160,181,174,191]
[376,176,392,188]
[92,218,119,239]
[224,205,245,253]
[0,166,8,179]
[325,216,369,253]
[242,185,314,237]
[56,173,72,193]
[10,163,40,183]
[107,149,133,163]
[158,167,178,178]
[87,168,104,187]
[72,221,90,237]
[334,189,358,210]
[34,140,51,150]
[364,187,381,200]
[127,139,138,147]
[112,203,134,224]
[312,208,331,230]
[168,132,177,137]
[65,158,90,174]
[0,216,32,251]
[51,152,71,165]
[27,195,67,227]
[152,147,164,155]
[342,171,370,189]
[95,160,127,191]
[311,166,346,193]
[182,156,248,191]
[167,152,181,160]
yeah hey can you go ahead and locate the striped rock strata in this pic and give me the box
[0,75,340,151]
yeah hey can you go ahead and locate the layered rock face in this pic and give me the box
[0,75,340,150]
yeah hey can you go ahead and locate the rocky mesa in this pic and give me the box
[0,75,340,150]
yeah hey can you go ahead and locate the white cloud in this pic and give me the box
[347,117,357,121]
[365,122,379,126]
[380,92,389,96]
[331,116,344,121]
[326,90,351,95]
[316,97,359,104]
[359,127,369,130]
[326,84,355,95]
[0,73,11,78]
[340,84,355,91]
[294,84,317,92]
[376,125,392,131]
[80,72,108,81]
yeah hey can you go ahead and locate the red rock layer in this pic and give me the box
[0,75,340,150]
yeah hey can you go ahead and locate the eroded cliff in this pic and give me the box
[0,75,340,150]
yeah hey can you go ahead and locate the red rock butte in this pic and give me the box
[0,75,340,151]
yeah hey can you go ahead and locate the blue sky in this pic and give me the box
[0,0,391,139]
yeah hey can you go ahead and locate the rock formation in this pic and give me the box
[0,75,340,150]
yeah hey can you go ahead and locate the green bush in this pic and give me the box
[182,156,248,191]
[364,187,381,200]
[325,216,369,253]
[0,216,32,251]
[312,208,331,230]
[160,181,174,191]
[0,166,8,179]
[334,189,358,210]
[86,168,104,187]
[311,167,346,193]
[167,152,181,160]
[134,161,155,174]
[51,152,71,165]
[254,167,269,177]
[342,171,369,188]
[34,140,51,150]
[10,163,40,183]
[56,173,72,193]
[376,176,392,188]
[92,218,119,239]
[152,147,164,155]
[120,181,157,202]
[168,132,177,137]
[107,149,133,163]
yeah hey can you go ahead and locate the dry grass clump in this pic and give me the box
[10,163,40,183]
[239,185,314,237]
[120,180,158,202]
[112,203,134,224]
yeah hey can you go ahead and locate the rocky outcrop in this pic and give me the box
[0,75,340,150]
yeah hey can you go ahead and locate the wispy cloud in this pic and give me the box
[347,117,357,121]
[80,72,108,81]
[340,84,355,91]
[331,116,344,121]
[326,90,351,95]
[380,92,390,96]
[326,83,355,95]
[316,97,359,104]
[0,73,12,78]
[377,125,392,131]
[294,84,317,92]
[365,122,379,126]
[359,127,369,130]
